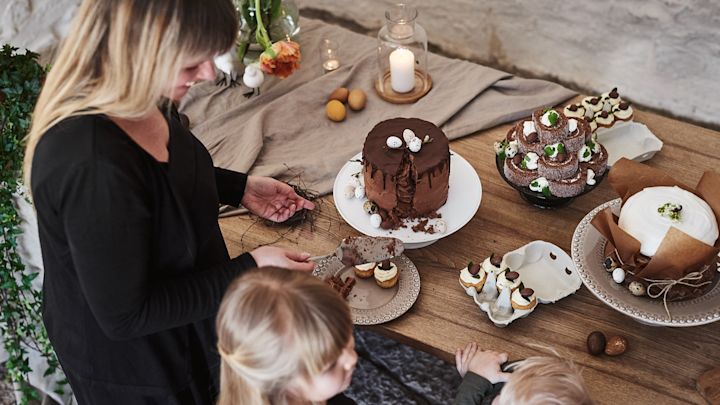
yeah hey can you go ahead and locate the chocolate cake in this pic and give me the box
[363,118,450,229]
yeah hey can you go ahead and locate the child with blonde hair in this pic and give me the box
[216,267,358,405]
[454,343,593,405]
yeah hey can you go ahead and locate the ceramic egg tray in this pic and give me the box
[460,241,582,327]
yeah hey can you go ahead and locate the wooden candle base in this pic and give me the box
[374,70,432,104]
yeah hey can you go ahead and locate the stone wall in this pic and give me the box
[2,0,719,127]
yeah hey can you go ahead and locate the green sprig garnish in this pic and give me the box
[542,187,551,197]
[548,111,560,126]
[544,145,554,156]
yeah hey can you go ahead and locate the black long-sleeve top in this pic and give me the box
[31,109,256,401]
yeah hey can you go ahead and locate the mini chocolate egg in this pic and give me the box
[386,136,403,149]
[408,137,422,153]
[370,213,382,228]
[433,219,447,234]
[326,100,346,122]
[402,128,416,143]
[347,88,367,111]
[628,281,646,296]
[343,185,355,199]
[363,200,378,215]
[612,268,625,284]
[328,87,349,103]
[354,185,365,199]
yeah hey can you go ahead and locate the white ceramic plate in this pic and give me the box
[460,241,582,327]
[333,151,482,249]
[596,122,663,166]
[571,199,720,327]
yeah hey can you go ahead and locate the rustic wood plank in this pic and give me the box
[220,99,720,404]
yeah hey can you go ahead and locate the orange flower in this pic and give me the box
[259,40,302,79]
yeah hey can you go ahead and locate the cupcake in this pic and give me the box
[353,262,376,279]
[497,270,521,292]
[459,261,486,292]
[581,96,603,113]
[511,287,537,310]
[374,260,399,288]
[563,103,586,119]
[601,88,622,106]
[594,110,615,128]
[482,253,504,275]
[612,101,634,122]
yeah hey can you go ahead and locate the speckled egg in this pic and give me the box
[363,201,378,215]
[408,137,422,153]
[433,219,447,234]
[402,128,416,143]
[628,281,646,296]
[354,185,365,199]
[343,185,355,199]
[386,136,403,149]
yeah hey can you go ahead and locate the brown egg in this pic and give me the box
[347,88,367,111]
[328,87,349,103]
[586,331,606,356]
[326,100,346,122]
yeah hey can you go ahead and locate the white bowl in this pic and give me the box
[596,122,663,166]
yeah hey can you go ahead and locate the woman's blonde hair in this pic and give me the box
[216,267,353,405]
[499,356,593,405]
[23,0,237,185]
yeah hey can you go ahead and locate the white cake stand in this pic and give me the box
[333,151,482,249]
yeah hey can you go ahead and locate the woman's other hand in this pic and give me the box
[250,246,315,272]
[242,176,315,222]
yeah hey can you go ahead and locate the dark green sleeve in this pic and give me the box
[453,372,495,405]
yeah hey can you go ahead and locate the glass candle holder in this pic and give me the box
[376,3,429,97]
[321,39,340,73]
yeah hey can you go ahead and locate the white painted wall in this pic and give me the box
[2,0,719,127]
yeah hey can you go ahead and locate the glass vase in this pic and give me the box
[235,0,300,62]
[376,3,430,100]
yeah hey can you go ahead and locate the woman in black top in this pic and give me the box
[25,0,314,403]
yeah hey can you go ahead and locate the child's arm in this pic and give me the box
[454,343,511,405]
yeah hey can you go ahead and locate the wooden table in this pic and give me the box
[219,98,720,404]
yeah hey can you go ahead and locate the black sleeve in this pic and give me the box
[214,167,248,207]
[59,159,256,341]
[453,372,495,405]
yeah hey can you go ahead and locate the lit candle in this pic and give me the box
[389,48,415,93]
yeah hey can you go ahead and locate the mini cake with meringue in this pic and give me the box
[459,261,487,292]
[374,259,399,289]
[497,270,521,292]
[511,287,537,311]
[353,262,377,279]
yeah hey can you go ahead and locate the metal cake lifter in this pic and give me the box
[310,236,405,266]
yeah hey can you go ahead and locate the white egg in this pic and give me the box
[370,213,382,228]
[354,185,365,199]
[386,136,403,149]
[343,185,355,199]
[612,268,626,284]
[402,129,416,143]
[433,219,447,234]
[408,137,422,153]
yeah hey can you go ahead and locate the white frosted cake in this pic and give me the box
[618,186,719,256]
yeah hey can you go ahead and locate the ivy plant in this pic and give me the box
[0,44,66,404]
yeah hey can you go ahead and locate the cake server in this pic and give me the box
[309,236,404,266]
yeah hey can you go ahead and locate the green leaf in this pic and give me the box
[557,143,566,154]
[521,159,527,170]
[542,187,551,197]
[270,0,283,22]
[543,146,554,156]
[548,111,559,126]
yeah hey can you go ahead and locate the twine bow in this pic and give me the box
[644,268,712,321]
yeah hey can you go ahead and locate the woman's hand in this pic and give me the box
[241,176,315,223]
[455,342,510,383]
[250,246,315,272]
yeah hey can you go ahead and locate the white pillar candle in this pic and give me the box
[389,48,415,93]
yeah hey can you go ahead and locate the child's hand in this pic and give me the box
[455,343,511,384]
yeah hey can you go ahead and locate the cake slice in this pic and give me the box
[548,168,585,197]
[532,109,570,144]
[504,153,539,186]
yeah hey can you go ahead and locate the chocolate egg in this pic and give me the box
[604,335,629,356]
[586,331,606,356]
[329,87,349,103]
[326,100,346,122]
[347,89,367,111]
